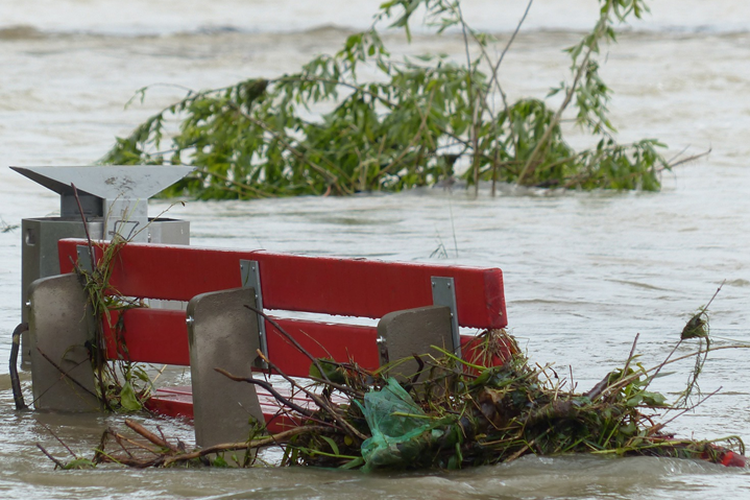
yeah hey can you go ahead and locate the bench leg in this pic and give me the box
[187,287,264,448]
[377,305,454,383]
[28,273,101,412]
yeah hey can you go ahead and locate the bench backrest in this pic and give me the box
[58,238,507,377]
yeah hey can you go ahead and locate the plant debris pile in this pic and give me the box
[279,329,744,471]
[52,322,746,471]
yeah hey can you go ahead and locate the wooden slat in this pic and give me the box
[265,319,380,374]
[103,308,511,378]
[102,308,380,377]
[58,239,507,329]
[103,309,189,366]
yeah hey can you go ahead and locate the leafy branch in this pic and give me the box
[102,0,682,199]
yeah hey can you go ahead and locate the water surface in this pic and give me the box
[1,1,749,498]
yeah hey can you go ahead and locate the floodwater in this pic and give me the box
[2,0,750,498]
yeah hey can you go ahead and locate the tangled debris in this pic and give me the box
[40,301,747,471]
[30,189,743,470]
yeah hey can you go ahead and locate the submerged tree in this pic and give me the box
[102,0,675,199]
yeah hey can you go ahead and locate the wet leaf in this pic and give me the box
[119,381,142,412]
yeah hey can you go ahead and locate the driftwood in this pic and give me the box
[89,419,329,468]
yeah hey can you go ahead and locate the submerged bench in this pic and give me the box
[27,238,508,447]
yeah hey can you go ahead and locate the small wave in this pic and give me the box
[0,25,45,40]
[1,21,749,41]
[192,25,242,35]
[0,22,354,40]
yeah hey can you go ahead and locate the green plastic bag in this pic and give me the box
[358,378,434,470]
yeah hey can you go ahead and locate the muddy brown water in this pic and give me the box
[1,1,750,497]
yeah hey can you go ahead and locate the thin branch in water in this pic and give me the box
[36,443,66,469]
[622,332,640,376]
[255,350,369,442]
[658,387,722,429]
[124,419,181,454]
[517,5,612,185]
[39,422,79,459]
[215,367,315,417]
[493,0,533,80]
[162,425,329,467]
[666,147,711,170]
[108,428,162,456]
[242,304,333,386]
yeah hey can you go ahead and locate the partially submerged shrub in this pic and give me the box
[102,0,680,199]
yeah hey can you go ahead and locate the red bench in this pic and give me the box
[28,237,508,447]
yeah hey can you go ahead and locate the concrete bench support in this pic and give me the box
[27,273,101,412]
[377,305,454,382]
[187,287,264,448]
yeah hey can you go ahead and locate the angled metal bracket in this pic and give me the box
[76,245,94,273]
[240,260,268,367]
[431,276,461,358]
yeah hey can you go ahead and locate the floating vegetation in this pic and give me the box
[40,308,747,471]
[101,0,705,199]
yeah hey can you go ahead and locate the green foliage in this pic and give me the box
[102,0,670,198]
[77,236,154,412]
[102,0,669,199]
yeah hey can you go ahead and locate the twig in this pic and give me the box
[214,368,315,417]
[658,387,721,429]
[109,429,160,456]
[517,5,611,185]
[702,280,725,313]
[39,422,79,458]
[306,375,362,398]
[505,428,552,463]
[36,443,66,469]
[410,354,426,386]
[256,350,368,442]
[71,182,113,411]
[124,419,181,453]
[93,429,112,464]
[242,304,333,386]
[490,0,533,87]
[621,332,640,377]
[477,0,534,175]
[70,183,97,273]
[667,148,711,169]
[163,426,329,466]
